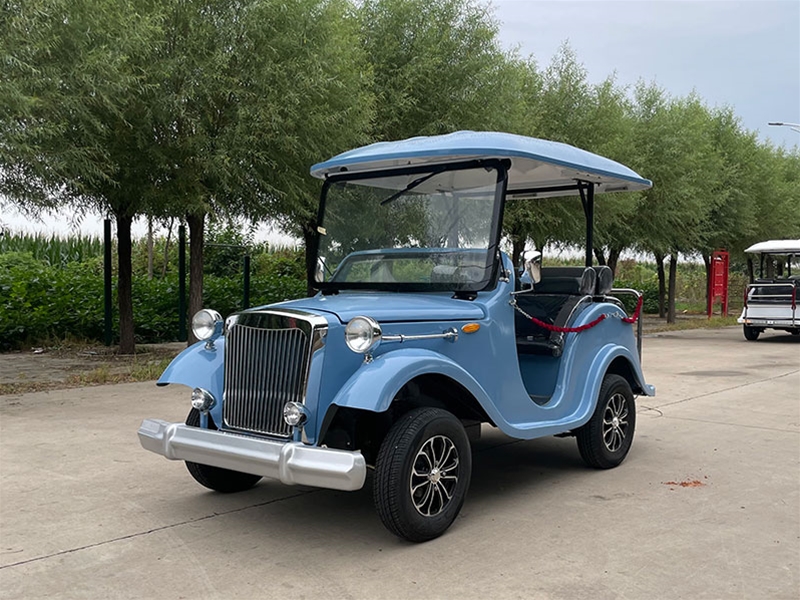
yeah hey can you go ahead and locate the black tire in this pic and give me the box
[184,409,262,493]
[743,325,761,341]
[374,407,471,543]
[576,374,636,469]
[790,330,799,336]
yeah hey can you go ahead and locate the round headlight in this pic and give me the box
[283,401,308,427]
[345,316,382,354]
[191,388,216,412]
[192,309,223,341]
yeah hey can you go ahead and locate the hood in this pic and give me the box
[271,292,486,324]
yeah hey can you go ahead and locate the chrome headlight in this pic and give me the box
[345,316,382,354]
[283,401,309,427]
[192,309,223,342]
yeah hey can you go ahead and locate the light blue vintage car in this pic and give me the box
[139,131,655,542]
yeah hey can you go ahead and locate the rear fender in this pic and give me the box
[572,343,655,427]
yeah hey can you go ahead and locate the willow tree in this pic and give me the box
[630,85,721,322]
[0,0,165,353]
[148,0,374,337]
[360,0,527,140]
[1,0,374,349]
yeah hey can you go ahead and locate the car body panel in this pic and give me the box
[157,255,651,444]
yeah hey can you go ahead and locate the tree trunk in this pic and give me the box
[593,247,607,266]
[511,236,526,270]
[667,253,678,324]
[702,251,711,315]
[116,213,136,354]
[654,251,666,319]
[607,247,621,276]
[147,217,154,280]
[187,212,205,345]
[161,218,174,278]
[302,221,317,297]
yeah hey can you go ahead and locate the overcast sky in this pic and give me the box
[492,0,800,149]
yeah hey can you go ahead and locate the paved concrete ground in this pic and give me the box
[1,327,798,599]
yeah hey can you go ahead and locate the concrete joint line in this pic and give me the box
[0,490,317,571]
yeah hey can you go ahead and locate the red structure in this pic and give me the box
[707,250,729,317]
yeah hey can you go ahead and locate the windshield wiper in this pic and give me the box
[379,167,446,205]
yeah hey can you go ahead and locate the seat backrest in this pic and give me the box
[592,265,614,296]
[535,267,596,296]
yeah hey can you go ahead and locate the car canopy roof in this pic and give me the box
[744,240,800,254]
[310,131,652,198]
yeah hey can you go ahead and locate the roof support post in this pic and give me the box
[579,183,594,267]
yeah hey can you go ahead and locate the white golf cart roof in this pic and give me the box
[744,240,800,254]
[311,131,652,198]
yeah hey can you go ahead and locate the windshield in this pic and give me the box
[314,164,504,292]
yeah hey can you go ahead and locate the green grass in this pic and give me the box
[643,315,739,333]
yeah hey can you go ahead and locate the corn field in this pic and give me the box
[0,232,104,268]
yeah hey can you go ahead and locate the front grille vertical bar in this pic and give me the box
[275,330,285,433]
[224,319,314,438]
[267,329,278,433]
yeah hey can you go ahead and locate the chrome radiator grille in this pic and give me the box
[223,323,311,438]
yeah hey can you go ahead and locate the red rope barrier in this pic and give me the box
[622,295,643,324]
[521,294,643,333]
[527,313,607,333]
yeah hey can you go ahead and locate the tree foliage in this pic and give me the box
[1,0,799,340]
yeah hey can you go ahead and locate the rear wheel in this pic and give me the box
[184,409,262,493]
[576,374,636,469]
[374,407,471,543]
[743,325,761,341]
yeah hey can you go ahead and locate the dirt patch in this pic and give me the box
[0,342,184,395]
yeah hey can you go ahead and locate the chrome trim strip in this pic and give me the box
[381,328,459,344]
[138,419,366,492]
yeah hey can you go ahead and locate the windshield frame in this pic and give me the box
[310,158,510,294]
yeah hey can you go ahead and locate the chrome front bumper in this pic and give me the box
[138,419,366,491]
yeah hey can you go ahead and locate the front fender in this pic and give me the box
[329,348,503,423]
[157,339,225,396]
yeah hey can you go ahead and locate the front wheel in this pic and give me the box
[184,409,262,493]
[743,325,761,341]
[374,407,471,543]
[576,374,636,469]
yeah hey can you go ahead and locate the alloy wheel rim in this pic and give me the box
[409,435,459,517]
[602,392,629,452]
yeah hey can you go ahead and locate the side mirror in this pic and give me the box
[522,250,542,285]
[315,257,327,282]
[525,259,542,285]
